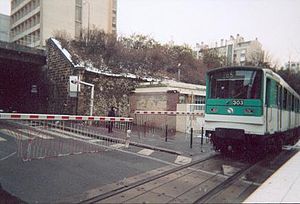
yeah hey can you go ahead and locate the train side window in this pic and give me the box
[265,78,271,107]
[288,92,291,111]
[292,95,295,111]
[278,85,282,109]
[283,89,287,110]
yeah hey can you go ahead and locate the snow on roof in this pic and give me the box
[50,38,78,67]
[85,66,157,82]
[50,38,158,82]
[134,79,206,96]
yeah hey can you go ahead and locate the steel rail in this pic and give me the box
[193,149,298,203]
[78,154,218,204]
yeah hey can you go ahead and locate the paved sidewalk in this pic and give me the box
[63,122,214,159]
[128,127,213,157]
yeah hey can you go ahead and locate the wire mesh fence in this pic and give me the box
[0,113,133,161]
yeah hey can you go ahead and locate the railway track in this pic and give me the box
[78,154,218,203]
[1,120,296,203]
[76,149,297,204]
[77,154,253,204]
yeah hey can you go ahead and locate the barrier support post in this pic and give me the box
[190,128,193,148]
[125,130,131,148]
[144,122,147,137]
[201,126,204,145]
[165,125,168,142]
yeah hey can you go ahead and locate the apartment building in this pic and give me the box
[10,0,117,47]
[0,14,10,42]
[284,61,300,72]
[197,34,264,66]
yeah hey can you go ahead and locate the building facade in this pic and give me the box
[197,34,264,66]
[130,80,206,112]
[130,81,206,132]
[284,61,300,72]
[10,0,117,47]
[0,14,10,42]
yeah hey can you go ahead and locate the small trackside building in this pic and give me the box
[130,80,206,132]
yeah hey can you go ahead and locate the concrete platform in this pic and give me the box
[244,142,300,203]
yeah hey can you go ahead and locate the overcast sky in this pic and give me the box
[1,0,300,66]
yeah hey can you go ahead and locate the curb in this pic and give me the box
[129,141,182,155]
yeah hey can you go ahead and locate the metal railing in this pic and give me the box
[0,113,133,161]
[133,111,208,143]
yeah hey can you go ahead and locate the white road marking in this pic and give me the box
[0,136,6,142]
[174,155,192,165]
[17,129,53,139]
[110,143,125,149]
[90,139,105,143]
[138,148,154,156]
[51,128,93,140]
[0,152,16,161]
[33,128,72,139]
[222,165,240,176]
[0,129,30,140]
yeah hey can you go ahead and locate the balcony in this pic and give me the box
[11,6,40,29]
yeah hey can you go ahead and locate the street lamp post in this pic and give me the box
[177,63,181,81]
[72,79,94,116]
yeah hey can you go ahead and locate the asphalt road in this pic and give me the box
[0,130,171,203]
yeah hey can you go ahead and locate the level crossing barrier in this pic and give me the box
[0,113,133,161]
[133,111,208,145]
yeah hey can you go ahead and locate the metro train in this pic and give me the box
[205,66,300,155]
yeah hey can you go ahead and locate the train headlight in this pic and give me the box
[244,108,254,114]
[210,108,218,113]
[227,107,234,114]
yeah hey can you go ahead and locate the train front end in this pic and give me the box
[205,67,265,153]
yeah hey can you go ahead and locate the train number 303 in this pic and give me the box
[232,100,244,106]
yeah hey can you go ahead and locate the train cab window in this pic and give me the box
[209,69,262,99]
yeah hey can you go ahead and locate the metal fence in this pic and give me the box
[133,111,207,142]
[0,113,133,161]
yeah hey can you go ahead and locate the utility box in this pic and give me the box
[69,76,80,97]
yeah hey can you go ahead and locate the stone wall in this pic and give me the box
[46,38,82,114]
[133,92,167,111]
[166,90,179,111]
[46,38,141,116]
[130,91,179,130]
[79,72,139,116]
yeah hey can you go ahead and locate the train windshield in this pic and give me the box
[209,69,262,99]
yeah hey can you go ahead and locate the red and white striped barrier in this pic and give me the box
[134,111,204,116]
[0,113,133,122]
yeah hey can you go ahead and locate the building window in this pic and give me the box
[179,95,186,104]
[75,7,82,21]
[76,0,82,5]
[195,96,205,104]
[75,1,82,39]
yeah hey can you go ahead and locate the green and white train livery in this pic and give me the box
[205,66,300,154]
